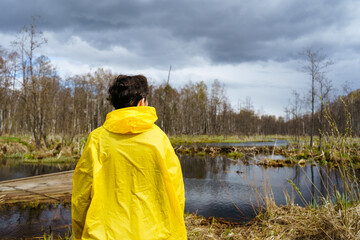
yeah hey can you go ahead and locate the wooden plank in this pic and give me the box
[0,170,74,204]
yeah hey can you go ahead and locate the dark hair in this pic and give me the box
[108,75,149,109]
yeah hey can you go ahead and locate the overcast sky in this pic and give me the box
[1,0,359,116]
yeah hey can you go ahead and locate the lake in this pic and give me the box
[0,150,357,238]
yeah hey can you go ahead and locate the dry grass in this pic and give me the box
[169,134,286,145]
[24,203,360,239]
[185,201,360,240]
[0,194,5,203]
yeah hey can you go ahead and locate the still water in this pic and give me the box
[0,154,357,238]
[0,158,76,181]
[0,204,71,239]
[181,155,352,222]
[198,139,289,147]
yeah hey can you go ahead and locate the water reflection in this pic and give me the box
[0,205,71,239]
[197,139,289,147]
[0,159,76,181]
[180,155,359,222]
[0,154,358,238]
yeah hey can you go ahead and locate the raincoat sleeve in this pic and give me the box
[71,133,96,240]
[164,136,185,213]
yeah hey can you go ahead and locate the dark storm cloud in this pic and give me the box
[0,0,356,65]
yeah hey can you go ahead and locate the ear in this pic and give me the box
[137,98,145,106]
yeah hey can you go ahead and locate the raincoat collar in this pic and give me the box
[103,106,158,134]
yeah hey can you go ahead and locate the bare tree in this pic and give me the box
[4,24,358,140]
[195,81,208,134]
[317,76,333,150]
[0,47,20,135]
[286,90,304,143]
[29,55,58,147]
[11,16,48,146]
[300,48,333,148]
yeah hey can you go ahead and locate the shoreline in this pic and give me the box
[1,135,359,168]
[2,201,359,239]
[1,135,359,239]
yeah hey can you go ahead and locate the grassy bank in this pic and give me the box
[171,134,360,166]
[0,135,85,163]
[36,200,360,239]
[1,134,359,239]
[169,134,286,145]
[1,134,359,166]
[184,201,360,239]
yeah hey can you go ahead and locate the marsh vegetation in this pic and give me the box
[0,19,359,239]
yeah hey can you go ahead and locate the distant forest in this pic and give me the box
[0,20,359,147]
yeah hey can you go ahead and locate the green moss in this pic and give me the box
[0,136,28,146]
[23,156,77,164]
[169,134,287,145]
[3,152,28,159]
[196,151,206,157]
[22,200,40,209]
[319,158,328,165]
[228,151,244,159]
[25,153,34,159]
[350,154,360,163]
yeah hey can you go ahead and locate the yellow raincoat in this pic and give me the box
[72,106,187,240]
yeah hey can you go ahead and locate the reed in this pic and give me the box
[238,98,360,239]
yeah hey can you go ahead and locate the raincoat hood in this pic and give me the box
[103,106,158,134]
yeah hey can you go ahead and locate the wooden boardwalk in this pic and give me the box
[0,171,73,205]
